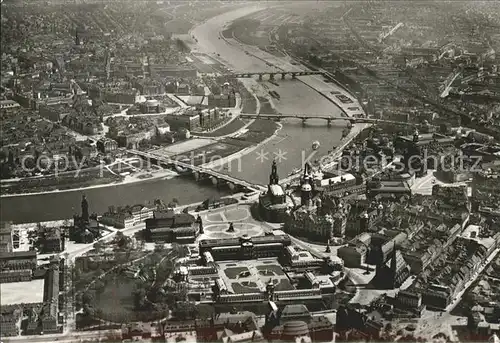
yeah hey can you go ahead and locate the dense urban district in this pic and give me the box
[1,1,500,343]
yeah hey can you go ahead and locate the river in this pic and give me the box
[0,4,347,223]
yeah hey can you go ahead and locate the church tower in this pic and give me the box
[388,242,398,289]
[300,183,312,207]
[268,159,279,188]
[81,195,89,223]
[266,279,276,301]
[413,128,420,143]
[75,29,83,46]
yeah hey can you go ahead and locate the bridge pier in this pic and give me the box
[302,118,307,126]
[327,118,332,127]
[269,73,275,80]
[291,73,297,79]
[228,182,235,191]
[211,176,218,186]
[259,74,263,81]
[281,73,286,79]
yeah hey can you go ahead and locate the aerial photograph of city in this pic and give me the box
[0,0,499,342]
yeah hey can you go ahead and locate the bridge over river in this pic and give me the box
[239,113,435,128]
[128,149,265,193]
[225,70,325,80]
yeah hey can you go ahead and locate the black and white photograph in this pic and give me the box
[0,0,499,342]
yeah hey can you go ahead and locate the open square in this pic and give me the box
[0,279,45,305]
[217,259,294,294]
[199,206,263,239]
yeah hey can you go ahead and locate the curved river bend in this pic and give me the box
[1,5,346,223]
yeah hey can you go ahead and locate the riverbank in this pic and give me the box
[0,115,275,198]
[224,10,366,118]
[202,121,283,170]
[0,3,348,222]
[0,169,177,199]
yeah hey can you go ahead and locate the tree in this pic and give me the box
[172,243,189,258]
[93,241,104,252]
[93,279,105,292]
[175,39,189,52]
[82,292,94,305]
[133,287,147,310]
[172,302,197,320]
[168,198,179,208]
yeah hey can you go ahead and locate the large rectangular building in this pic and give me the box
[199,234,291,261]
[0,221,13,252]
[0,250,37,271]
[145,212,198,243]
[0,269,32,283]
[41,267,60,333]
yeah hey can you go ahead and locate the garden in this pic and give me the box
[76,244,189,326]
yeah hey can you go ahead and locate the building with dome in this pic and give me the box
[283,165,352,242]
[258,160,293,222]
[264,303,334,342]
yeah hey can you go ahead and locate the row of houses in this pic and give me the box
[0,260,63,336]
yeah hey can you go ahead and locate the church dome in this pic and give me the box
[301,183,312,192]
[283,321,309,337]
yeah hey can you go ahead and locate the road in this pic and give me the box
[3,330,121,343]
[6,4,362,342]
[410,169,469,196]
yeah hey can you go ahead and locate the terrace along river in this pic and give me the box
[0,5,346,223]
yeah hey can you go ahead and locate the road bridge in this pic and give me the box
[239,113,434,128]
[227,70,325,81]
[128,149,265,193]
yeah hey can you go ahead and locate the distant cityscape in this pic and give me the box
[1,1,499,343]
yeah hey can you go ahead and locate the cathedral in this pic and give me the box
[372,243,411,289]
[258,160,291,222]
[283,163,351,242]
[70,195,101,243]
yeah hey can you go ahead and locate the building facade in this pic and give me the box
[259,161,290,223]
[199,234,292,261]
[145,211,198,243]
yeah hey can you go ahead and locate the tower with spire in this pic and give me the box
[412,128,420,143]
[259,159,289,222]
[373,242,410,289]
[81,195,89,223]
[75,28,83,46]
[269,159,279,186]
